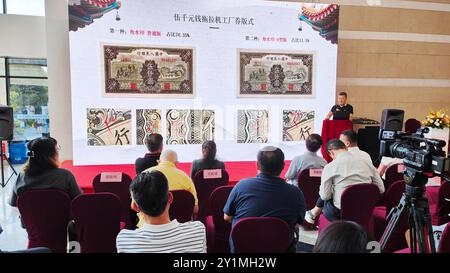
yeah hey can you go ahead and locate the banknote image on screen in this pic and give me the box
[238,49,314,97]
[87,108,132,146]
[136,109,162,145]
[237,109,269,143]
[102,44,194,97]
[282,110,314,141]
[166,109,215,145]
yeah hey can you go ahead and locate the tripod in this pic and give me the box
[0,140,18,188]
[380,169,436,253]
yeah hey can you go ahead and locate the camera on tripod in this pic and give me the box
[378,109,450,253]
[379,109,450,181]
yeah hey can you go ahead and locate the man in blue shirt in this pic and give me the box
[223,146,306,252]
[285,133,328,186]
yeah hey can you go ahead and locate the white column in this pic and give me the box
[45,0,73,161]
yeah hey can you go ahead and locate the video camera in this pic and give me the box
[379,109,450,178]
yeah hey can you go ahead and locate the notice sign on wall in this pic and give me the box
[69,0,339,165]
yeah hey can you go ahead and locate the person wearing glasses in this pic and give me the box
[304,139,384,224]
[9,137,82,207]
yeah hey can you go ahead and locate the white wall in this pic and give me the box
[0,14,46,58]
[0,1,72,161]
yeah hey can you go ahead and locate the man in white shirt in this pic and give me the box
[116,171,206,253]
[339,129,373,166]
[305,139,385,224]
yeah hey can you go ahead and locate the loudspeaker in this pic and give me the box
[380,109,404,131]
[358,126,381,166]
[0,106,14,141]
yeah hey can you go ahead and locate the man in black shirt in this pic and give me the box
[325,91,353,120]
[135,133,163,174]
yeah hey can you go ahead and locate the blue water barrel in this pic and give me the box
[9,141,28,164]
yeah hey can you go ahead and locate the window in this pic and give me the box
[0,58,49,141]
[0,1,4,14]
[4,0,45,16]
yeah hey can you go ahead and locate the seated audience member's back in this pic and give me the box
[190,140,226,178]
[9,137,82,207]
[135,133,163,174]
[285,134,327,185]
[339,130,373,166]
[313,221,372,253]
[224,146,306,251]
[116,171,206,253]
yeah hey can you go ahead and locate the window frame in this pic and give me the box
[1,57,48,105]
[0,57,49,140]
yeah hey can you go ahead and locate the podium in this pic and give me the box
[321,119,353,162]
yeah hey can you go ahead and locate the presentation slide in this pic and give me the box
[68,0,339,165]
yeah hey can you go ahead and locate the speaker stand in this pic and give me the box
[1,141,18,188]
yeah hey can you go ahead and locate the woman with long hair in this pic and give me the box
[9,137,82,206]
[190,140,226,178]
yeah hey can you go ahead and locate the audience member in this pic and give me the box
[224,146,306,252]
[141,150,198,227]
[285,134,327,185]
[377,156,403,178]
[9,137,82,207]
[305,139,384,224]
[339,129,373,166]
[135,133,163,174]
[116,171,206,253]
[190,140,226,178]
[313,221,372,253]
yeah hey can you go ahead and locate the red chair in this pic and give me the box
[17,190,71,253]
[170,190,195,223]
[318,183,380,236]
[71,193,121,253]
[385,163,405,192]
[431,181,450,226]
[405,119,421,134]
[231,217,291,253]
[92,172,136,229]
[205,185,233,253]
[371,180,408,252]
[193,169,229,223]
[297,168,322,226]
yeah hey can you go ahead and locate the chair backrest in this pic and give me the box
[438,223,450,253]
[405,118,421,134]
[435,182,450,226]
[71,193,121,253]
[209,186,233,241]
[341,183,380,232]
[231,217,291,253]
[385,180,405,212]
[385,163,405,191]
[92,172,136,229]
[297,168,322,209]
[17,190,71,253]
[193,169,229,223]
[169,190,195,223]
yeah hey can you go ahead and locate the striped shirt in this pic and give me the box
[116,220,206,253]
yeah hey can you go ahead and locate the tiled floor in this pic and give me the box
[0,165,28,251]
[0,164,318,252]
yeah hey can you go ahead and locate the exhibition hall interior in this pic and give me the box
[0,0,449,258]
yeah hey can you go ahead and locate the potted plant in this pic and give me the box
[422,109,450,155]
